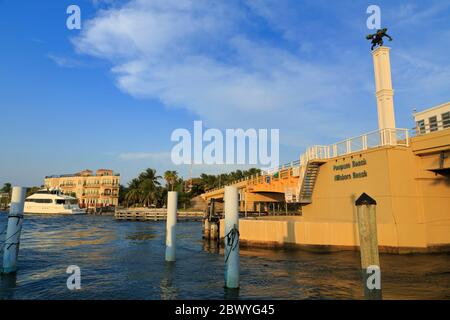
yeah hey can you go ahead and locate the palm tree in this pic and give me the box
[125,178,142,207]
[0,182,12,209]
[118,184,127,206]
[154,186,167,208]
[138,168,162,184]
[140,179,157,207]
[138,169,161,207]
[1,183,12,194]
[164,170,178,191]
[199,174,217,191]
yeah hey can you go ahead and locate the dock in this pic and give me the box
[115,208,204,221]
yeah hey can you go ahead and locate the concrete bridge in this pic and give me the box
[201,128,410,214]
[201,162,302,214]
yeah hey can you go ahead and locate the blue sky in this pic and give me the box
[0,0,449,187]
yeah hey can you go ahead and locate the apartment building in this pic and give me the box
[44,169,120,208]
[414,101,450,135]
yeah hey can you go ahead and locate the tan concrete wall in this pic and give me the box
[412,128,450,155]
[219,145,450,253]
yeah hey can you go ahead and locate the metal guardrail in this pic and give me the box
[204,128,410,193]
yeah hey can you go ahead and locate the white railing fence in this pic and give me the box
[204,128,410,193]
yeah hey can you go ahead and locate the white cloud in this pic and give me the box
[72,0,364,139]
[389,1,450,27]
[47,53,83,68]
[72,0,450,155]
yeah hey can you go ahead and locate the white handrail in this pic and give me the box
[299,128,409,164]
[204,128,410,193]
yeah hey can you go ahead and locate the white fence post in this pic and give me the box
[165,191,177,262]
[2,186,27,273]
[224,186,239,289]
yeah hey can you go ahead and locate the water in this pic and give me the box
[0,212,449,300]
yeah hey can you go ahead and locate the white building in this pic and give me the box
[413,101,450,135]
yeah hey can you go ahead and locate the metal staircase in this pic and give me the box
[299,161,325,204]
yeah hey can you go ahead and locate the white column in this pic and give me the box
[372,46,396,130]
[165,191,177,262]
[224,186,239,289]
[2,186,27,273]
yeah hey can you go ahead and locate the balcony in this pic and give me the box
[84,184,100,188]
[101,193,118,197]
[101,182,120,187]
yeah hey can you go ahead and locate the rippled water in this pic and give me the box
[0,212,449,300]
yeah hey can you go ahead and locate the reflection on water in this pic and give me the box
[203,239,220,254]
[224,287,240,300]
[126,232,156,241]
[160,263,177,300]
[0,274,17,300]
[0,212,449,300]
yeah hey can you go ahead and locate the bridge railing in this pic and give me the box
[323,128,409,160]
[203,128,410,194]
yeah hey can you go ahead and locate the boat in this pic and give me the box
[24,189,86,215]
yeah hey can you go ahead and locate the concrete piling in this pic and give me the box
[2,186,27,274]
[165,191,177,262]
[203,218,211,239]
[224,186,239,289]
[355,192,382,300]
[210,220,219,240]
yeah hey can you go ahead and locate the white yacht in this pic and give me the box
[24,189,86,215]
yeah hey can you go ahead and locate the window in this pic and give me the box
[442,112,450,129]
[429,116,438,132]
[26,199,52,203]
[416,120,426,134]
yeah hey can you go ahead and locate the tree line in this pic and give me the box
[121,167,261,208]
[0,167,261,209]
[0,183,42,209]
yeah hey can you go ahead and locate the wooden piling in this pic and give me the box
[355,192,382,300]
